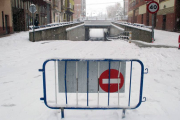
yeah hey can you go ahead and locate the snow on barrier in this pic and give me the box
[39,59,148,119]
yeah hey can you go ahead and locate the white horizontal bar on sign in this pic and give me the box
[103,78,121,84]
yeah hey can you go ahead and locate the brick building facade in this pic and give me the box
[128,0,180,32]
[0,0,13,35]
[73,0,86,21]
[0,0,51,36]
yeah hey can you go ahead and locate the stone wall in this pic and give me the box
[67,24,85,41]
[110,25,124,36]
[112,22,152,43]
[29,22,83,42]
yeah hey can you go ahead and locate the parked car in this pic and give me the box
[127,22,133,25]
[123,22,128,24]
[46,24,51,27]
[137,23,145,27]
[39,25,46,28]
[145,26,152,29]
[29,25,40,30]
[47,23,59,27]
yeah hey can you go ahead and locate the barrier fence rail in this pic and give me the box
[39,59,148,119]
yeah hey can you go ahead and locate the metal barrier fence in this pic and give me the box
[39,59,148,119]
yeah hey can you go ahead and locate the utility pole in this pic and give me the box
[124,0,125,16]
[152,14,154,42]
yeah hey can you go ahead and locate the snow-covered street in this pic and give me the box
[0,31,180,120]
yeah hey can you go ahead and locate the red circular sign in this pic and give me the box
[147,1,159,14]
[99,69,124,93]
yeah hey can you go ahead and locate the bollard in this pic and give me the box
[178,35,180,49]
[129,31,132,43]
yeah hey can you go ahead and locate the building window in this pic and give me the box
[16,0,18,8]
[2,11,4,30]
[18,0,20,8]
[20,0,21,8]
[22,0,24,9]
[17,0,18,8]
[27,1,29,10]
[12,0,14,7]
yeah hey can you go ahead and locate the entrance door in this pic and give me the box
[5,15,9,34]
[147,12,149,26]
[162,15,166,30]
[176,0,180,31]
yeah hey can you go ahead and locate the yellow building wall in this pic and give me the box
[159,0,175,10]
[157,0,175,15]
[0,0,13,27]
[128,10,133,17]
[139,4,147,15]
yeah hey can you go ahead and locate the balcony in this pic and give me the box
[61,5,65,10]
[66,3,74,14]
[66,8,74,14]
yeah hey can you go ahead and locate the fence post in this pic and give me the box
[129,31,132,43]
[122,109,126,118]
[61,108,64,118]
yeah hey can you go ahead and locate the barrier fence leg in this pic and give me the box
[61,108,64,119]
[122,109,126,118]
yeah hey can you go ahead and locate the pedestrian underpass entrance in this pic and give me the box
[84,20,111,40]
[39,59,148,119]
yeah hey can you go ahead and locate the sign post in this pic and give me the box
[147,1,159,43]
[29,4,37,42]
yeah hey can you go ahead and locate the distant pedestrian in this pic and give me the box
[34,18,39,26]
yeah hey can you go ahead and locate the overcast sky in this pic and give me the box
[86,0,124,16]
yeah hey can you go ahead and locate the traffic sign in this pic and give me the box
[29,4,37,13]
[99,69,124,93]
[147,1,159,14]
[58,61,126,93]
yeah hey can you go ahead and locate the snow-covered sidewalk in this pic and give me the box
[0,31,180,120]
[154,29,179,47]
[131,29,179,47]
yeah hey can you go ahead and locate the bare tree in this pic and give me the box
[106,3,123,20]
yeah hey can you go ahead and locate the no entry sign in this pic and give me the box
[99,69,124,93]
[58,61,126,93]
[147,1,159,14]
[29,4,37,13]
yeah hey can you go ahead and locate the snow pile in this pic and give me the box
[131,29,179,47]
[0,31,180,120]
[66,23,84,31]
[113,22,152,32]
[154,29,179,47]
[111,23,124,31]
